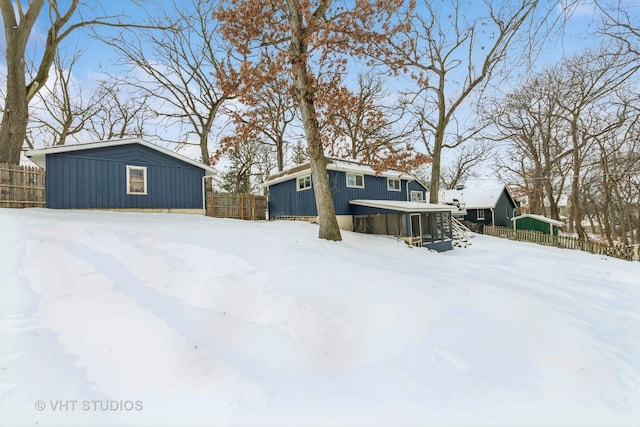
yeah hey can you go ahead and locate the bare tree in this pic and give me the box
[28,48,100,147]
[596,0,640,57]
[220,139,276,194]
[216,0,404,241]
[218,71,297,172]
[556,48,638,239]
[440,141,493,190]
[483,68,570,219]
[319,71,427,172]
[370,0,553,203]
[99,0,239,166]
[87,80,155,141]
[0,0,155,163]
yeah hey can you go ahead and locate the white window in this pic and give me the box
[477,209,485,221]
[297,175,312,191]
[126,165,147,195]
[387,178,401,191]
[346,173,364,188]
[410,191,423,202]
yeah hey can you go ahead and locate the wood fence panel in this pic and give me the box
[207,193,266,220]
[484,225,638,262]
[0,163,45,208]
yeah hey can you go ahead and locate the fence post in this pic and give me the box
[252,196,256,220]
[210,193,215,217]
[634,244,640,261]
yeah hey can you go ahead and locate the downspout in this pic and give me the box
[202,174,216,215]
[405,176,414,201]
[490,208,495,227]
[405,176,415,241]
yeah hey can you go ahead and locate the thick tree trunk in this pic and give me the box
[287,0,341,241]
[429,83,447,204]
[276,139,285,171]
[0,0,43,163]
[569,123,587,240]
[0,66,29,163]
[429,140,442,204]
[199,133,211,166]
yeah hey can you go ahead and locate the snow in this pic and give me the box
[439,180,515,209]
[512,214,566,227]
[264,158,413,187]
[1,208,639,426]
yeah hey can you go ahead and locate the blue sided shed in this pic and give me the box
[25,138,216,213]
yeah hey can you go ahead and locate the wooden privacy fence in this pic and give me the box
[0,163,45,208]
[484,225,640,262]
[207,193,267,220]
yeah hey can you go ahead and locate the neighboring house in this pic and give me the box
[25,138,216,213]
[544,194,570,219]
[439,182,519,228]
[264,159,457,251]
[512,214,565,236]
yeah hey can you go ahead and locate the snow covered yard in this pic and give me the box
[1,208,639,427]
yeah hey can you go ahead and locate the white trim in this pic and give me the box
[511,214,565,228]
[296,174,312,191]
[349,199,456,212]
[477,209,485,221]
[24,138,216,175]
[126,165,147,195]
[410,191,424,202]
[410,213,422,239]
[387,177,401,192]
[346,173,365,189]
[263,159,416,187]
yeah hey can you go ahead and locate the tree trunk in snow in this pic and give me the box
[287,0,341,241]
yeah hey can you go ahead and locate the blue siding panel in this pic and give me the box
[268,177,317,217]
[267,169,430,217]
[46,144,205,209]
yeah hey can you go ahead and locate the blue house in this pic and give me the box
[440,182,518,229]
[264,159,456,251]
[25,138,216,213]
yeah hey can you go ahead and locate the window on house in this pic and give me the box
[346,173,364,188]
[387,178,401,191]
[477,209,485,221]
[410,191,424,202]
[297,175,312,191]
[126,165,147,195]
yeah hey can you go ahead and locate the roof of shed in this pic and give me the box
[263,158,418,187]
[24,138,217,175]
[512,214,565,227]
[349,199,456,213]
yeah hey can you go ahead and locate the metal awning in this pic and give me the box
[349,199,457,213]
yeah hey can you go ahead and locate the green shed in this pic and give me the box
[512,214,565,236]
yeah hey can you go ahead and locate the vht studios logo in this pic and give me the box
[35,400,143,412]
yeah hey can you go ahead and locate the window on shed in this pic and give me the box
[346,173,364,188]
[387,178,401,191]
[477,209,485,221]
[126,165,147,195]
[297,175,312,191]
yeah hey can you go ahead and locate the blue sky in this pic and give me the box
[7,0,606,88]
[0,0,628,165]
